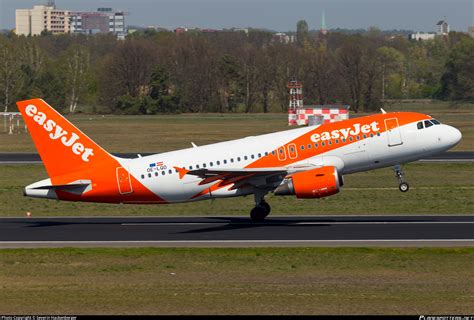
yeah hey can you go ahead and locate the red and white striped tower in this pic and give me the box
[287,80,303,126]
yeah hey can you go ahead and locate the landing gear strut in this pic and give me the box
[393,165,409,192]
[250,190,271,221]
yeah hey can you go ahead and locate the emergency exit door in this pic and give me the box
[384,117,403,146]
[116,167,133,194]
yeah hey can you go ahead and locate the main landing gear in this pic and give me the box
[250,190,271,221]
[393,165,409,192]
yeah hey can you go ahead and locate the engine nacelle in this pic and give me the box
[274,166,342,199]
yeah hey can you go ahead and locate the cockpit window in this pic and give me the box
[417,122,423,129]
[424,120,433,128]
[431,119,441,125]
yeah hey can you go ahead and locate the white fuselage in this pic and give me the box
[116,114,461,203]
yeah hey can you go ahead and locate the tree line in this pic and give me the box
[0,24,472,114]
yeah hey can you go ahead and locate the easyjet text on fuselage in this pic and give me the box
[310,121,380,143]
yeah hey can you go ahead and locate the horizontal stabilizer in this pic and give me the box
[24,179,92,199]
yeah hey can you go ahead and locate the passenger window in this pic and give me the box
[168,169,172,175]
[224,160,227,164]
[251,155,255,159]
[148,173,152,178]
[161,171,165,175]
[196,164,200,169]
[321,142,325,147]
[258,153,262,158]
[370,133,374,138]
[230,158,234,163]
[328,141,332,145]
[417,122,423,129]
[155,172,159,177]
[356,136,360,140]
[349,137,353,141]
[237,157,241,161]
[189,166,193,170]
[363,134,367,139]
[265,152,269,156]
[300,145,305,150]
[290,146,295,152]
[141,174,145,179]
[307,144,312,149]
[424,120,433,128]
[342,138,346,143]
[377,132,380,136]
[217,161,220,165]
[335,139,339,144]
[244,156,248,160]
[314,143,318,148]
[272,151,276,156]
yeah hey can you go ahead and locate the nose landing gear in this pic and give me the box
[393,165,409,192]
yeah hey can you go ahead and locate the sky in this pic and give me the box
[1,0,473,32]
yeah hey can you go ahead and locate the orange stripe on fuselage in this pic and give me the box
[189,112,428,201]
[246,112,429,169]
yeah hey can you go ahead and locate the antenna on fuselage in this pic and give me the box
[380,108,387,114]
[191,142,198,148]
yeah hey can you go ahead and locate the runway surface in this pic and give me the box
[0,151,473,164]
[1,215,473,248]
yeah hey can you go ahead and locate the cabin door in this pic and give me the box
[384,118,403,146]
[116,167,133,194]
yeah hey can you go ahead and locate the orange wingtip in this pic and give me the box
[174,166,190,179]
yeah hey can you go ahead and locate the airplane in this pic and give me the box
[17,99,462,221]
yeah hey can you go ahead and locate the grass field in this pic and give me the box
[0,102,472,153]
[1,247,473,315]
[1,162,472,217]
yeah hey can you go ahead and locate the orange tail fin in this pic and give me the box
[17,99,114,179]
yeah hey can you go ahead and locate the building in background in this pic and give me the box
[15,1,126,38]
[272,32,295,44]
[409,19,450,41]
[408,32,436,41]
[468,26,474,38]
[16,3,70,35]
[70,8,127,38]
[436,20,449,35]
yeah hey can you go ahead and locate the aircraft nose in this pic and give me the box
[445,125,462,148]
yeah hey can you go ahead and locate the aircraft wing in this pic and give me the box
[174,165,318,189]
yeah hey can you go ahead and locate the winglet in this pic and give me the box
[174,166,190,179]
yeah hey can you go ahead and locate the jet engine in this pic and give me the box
[274,166,342,199]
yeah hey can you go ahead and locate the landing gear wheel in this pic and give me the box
[393,165,410,193]
[399,182,409,192]
[250,205,267,222]
[259,201,271,216]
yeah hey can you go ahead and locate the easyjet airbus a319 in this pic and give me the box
[18,99,461,221]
